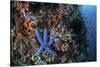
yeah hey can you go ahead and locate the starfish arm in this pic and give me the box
[35,46,43,56]
[48,35,58,46]
[35,28,44,45]
[45,47,57,56]
[43,28,48,45]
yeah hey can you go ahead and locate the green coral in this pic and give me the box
[31,50,55,64]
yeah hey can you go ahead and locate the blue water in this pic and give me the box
[79,5,96,61]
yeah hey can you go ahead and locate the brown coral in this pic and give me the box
[53,39,69,52]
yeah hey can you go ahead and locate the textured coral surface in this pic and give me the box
[10,1,90,66]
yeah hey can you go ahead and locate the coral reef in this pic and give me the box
[10,1,88,66]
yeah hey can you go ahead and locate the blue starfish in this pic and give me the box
[35,28,58,56]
